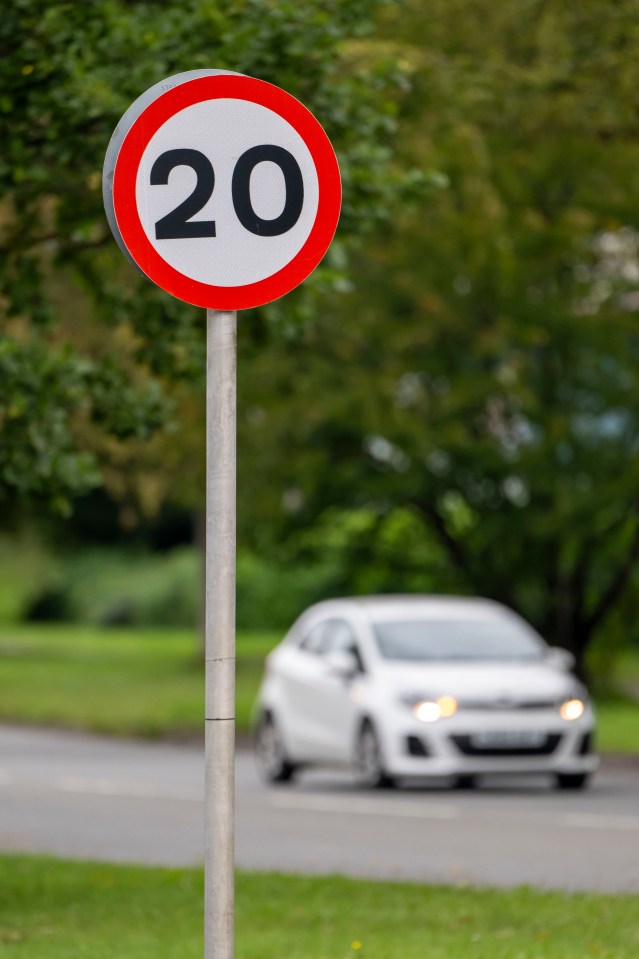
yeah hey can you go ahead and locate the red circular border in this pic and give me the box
[113,75,341,310]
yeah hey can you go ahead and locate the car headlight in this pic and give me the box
[402,694,458,722]
[559,698,586,721]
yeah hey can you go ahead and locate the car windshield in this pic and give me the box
[373,616,545,662]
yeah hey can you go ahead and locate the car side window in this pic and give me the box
[299,621,329,655]
[323,619,365,672]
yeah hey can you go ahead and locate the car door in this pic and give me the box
[293,618,363,763]
[273,619,331,759]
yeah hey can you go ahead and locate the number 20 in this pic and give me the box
[150,145,304,240]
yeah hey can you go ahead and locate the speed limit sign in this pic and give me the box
[103,70,341,309]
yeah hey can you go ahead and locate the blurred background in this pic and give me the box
[3,3,639,956]
[2,0,638,751]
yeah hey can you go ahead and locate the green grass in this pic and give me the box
[0,623,638,752]
[0,624,277,737]
[594,698,639,754]
[0,854,637,959]
[618,647,639,684]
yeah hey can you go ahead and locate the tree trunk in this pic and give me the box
[564,619,591,685]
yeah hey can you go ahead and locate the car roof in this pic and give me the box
[306,595,512,624]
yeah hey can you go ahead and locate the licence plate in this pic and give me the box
[471,730,547,749]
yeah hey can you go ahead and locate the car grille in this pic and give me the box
[450,734,562,757]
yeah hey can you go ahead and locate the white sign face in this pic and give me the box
[104,71,341,310]
[135,98,320,287]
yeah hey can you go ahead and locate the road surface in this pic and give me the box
[0,725,637,891]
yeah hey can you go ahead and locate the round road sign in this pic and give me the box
[103,71,341,310]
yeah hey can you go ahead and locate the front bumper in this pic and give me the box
[378,707,598,779]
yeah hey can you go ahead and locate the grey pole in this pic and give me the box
[205,309,237,959]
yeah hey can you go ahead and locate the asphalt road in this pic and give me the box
[1,725,638,892]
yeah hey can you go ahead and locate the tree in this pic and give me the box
[0,0,421,513]
[235,0,639,678]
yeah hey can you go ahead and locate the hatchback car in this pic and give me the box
[254,595,597,790]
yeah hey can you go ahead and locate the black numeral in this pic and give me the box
[151,149,216,240]
[151,145,304,240]
[232,145,304,236]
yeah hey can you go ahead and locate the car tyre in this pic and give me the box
[555,772,590,790]
[254,713,297,784]
[354,721,396,789]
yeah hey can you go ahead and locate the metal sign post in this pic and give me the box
[103,69,340,959]
[205,309,237,959]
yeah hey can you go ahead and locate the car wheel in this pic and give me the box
[354,721,395,789]
[555,772,590,790]
[254,713,297,784]
[453,774,477,790]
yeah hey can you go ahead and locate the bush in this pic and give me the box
[18,547,198,628]
[236,551,339,630]
[23,583,76,622]
[0,534,57,622]
[69,547,199,627]
[16,544,340,631]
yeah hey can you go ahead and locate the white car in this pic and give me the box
[254,595,597,790]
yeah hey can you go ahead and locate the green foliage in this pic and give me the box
[7,0,639,682]
[236,0,639,676]
[0,534,55,620]
[20,546,198,627]
[236,549,339,629]
[0,0,423,510]
[288,505,464,596]
[0,337,167,512]
[15,542,340,630]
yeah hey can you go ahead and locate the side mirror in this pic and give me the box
[546,647,576,671]
[325,649,359,678]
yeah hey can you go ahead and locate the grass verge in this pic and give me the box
[0,624,637,753]
[1,854,638,959]
[594,698,639,754]
[0,624,276,738]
